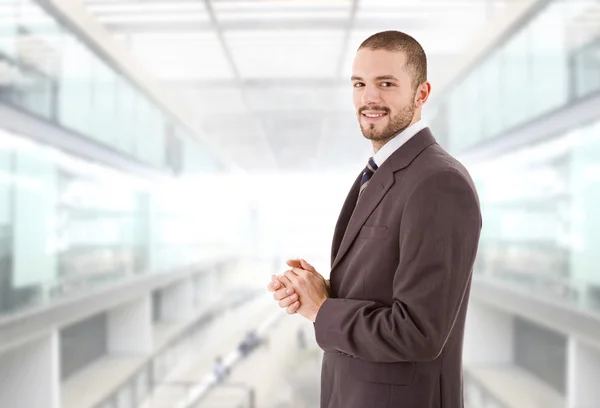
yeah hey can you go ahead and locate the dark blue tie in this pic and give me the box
[359,157,378,196]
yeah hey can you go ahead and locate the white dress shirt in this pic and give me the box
[372,119,428,167]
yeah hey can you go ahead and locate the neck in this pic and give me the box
[371,114,421,153]
[372,140,387,154]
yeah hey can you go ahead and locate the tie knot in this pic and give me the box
[367,157,378,173]
[360,157,378,192]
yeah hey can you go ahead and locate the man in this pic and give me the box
[267,30,482,408]
[212,355,228,382]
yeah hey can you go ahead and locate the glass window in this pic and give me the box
[474,118,600,314]
[90,56,117,145]
[135,96,152,160]
[17,0,62,78]
[447,80,467,152]
[462,68,482,147]
[0,132,14,314]
[58,33,92,136]
[573,39,600,99]
[429,0,599,153]
[480,51,502,139]
[0,0,18,59]
[0,127,158,317]
[11,138,58,299]
[114,78,138,154]
[58,165,146,287]
[15,65,52,118]
[568,120,600,295]
[529,2,569,118]
[140,104,163,167]
[0,0,222,172]
[0,55,19,105]
[500,26,531,130]
[11,0,59,119]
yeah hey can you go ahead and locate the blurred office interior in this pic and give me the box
[0,0,599,407]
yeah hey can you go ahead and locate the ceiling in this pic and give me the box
[82,0,511,173]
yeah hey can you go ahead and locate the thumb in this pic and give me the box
[286,259,302,268]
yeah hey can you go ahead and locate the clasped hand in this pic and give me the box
[266,259,329,322]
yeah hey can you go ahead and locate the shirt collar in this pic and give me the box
[372,119,427,168]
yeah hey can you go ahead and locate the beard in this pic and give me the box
[358,103,415,143]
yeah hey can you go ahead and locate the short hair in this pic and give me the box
[358,30,427,90]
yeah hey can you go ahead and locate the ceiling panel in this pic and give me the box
[212,0,352,11]
[225,30,345,78]
[96,13,209,24]
[166,85,248,115]
[90,1,210,24]
[216,10,350,21]
[127,33,234,80]
[244,86,339,112]
[87,2,207,14]
[82,0,512,173]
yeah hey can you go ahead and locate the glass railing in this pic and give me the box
[0,126,243,319]
[0,0,221,174]
[92,289,262,408]
[572,35,600,100]
[429,0,600,153]
[471,118,600,314]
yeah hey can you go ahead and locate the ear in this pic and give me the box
[414,81,431,109]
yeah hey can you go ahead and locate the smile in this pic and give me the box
[361,111,388,121]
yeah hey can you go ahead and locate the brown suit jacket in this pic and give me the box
[314,128,482,408]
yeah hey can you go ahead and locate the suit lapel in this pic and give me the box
[330,127,437,273]
[330,173,361,266]
[331,161,394,271]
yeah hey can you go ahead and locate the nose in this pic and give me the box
[361,84,382,106]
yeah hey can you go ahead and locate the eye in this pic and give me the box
[380,82,393,87]
[353,82,365,88]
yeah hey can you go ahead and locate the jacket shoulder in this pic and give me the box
[413,143,475,183]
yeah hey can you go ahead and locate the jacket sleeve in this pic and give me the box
[314,169,482,363]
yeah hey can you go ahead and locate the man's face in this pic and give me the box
[352,48,417,144]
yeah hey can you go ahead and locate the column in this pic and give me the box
[0,331,59,408]
[567,337,600,408]
[160,278,194,322]
[108,295,153,354]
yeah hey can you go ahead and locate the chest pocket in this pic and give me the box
[357,225,388,240]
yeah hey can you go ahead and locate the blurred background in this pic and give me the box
[0,0,599,407]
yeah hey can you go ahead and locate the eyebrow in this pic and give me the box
[350,75,399,81]
[375,75,398,81]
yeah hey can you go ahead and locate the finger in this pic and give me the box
[299,259,316,273]
[287,301,300,315]
[278,292,299,308]
[267,275,282,292]
[291,267,309,279]
[284,269,300,284]
[277,274,293,288]
[273,287,294,301]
